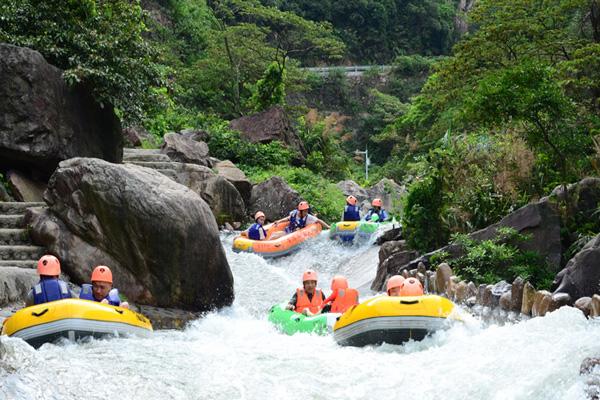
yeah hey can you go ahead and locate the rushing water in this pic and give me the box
[2,231,600,400]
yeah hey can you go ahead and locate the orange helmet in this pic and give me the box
[91,265,113,284]
[346,195,357,206]
[386,275,405,294]
[254,211,265,221]
[399,277,424,296]
[331,275,349,291]
[372,198,383,207]
[297,201,310,211]
[302,269,317,282]
[37,255,61,276]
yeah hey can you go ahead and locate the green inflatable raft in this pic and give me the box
[329,220,379,243]
[268,303,339,335]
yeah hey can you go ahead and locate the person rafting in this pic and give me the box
[247,211,268,240]
[399,277,424,296]
[79,266,129,309]
[274,201,330,234]
[365,198,388,222]
[285,269,328,315]
[341,195,361,221]
[25,255,74,306]
[386,275,405,296]
[321,275,359,313]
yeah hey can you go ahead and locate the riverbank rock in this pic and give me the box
[0,267,38,305]
[521,282,536,315]
[214,160,252,206]
[6,170,46,202]
[576,297,592,317]
[0,44,121,175]
[532,290,552,317]
[28,158,233,311]
[371,250,419,291]
[136,305,199,330]
[249,176,301,220]
[229,106,307,163]
[435,263,453,296]
[510,277,525,312]
[592,295,600,318]
[161,133,212,167]
[553,234,600,300]
[378,240,407,263]
[549,292,571,312]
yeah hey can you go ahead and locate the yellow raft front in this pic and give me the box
[1,298,153,348]
[333,295,458,347]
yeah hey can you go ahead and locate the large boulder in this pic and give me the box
[123,126,156,148]
[249,176,301,220]
[229,106,307,163]
[367,178,405,213]
[6,170,46,202]
[336,180,369,204]
[371,250,420,291]
[553,234,600,300]
[214,160,252,206]
[0,267,38,306]
[0,44,122,175]
[28,158,234,311]
[161,133,212,167]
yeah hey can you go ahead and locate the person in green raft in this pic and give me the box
[285,269,330,316]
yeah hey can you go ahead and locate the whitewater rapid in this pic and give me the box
[2,231,600,400]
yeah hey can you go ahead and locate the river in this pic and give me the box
[1,232,600,399]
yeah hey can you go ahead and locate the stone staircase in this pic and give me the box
[122,148,180,180]
[0,202,46,269]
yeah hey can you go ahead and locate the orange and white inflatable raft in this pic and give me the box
[232,221,322,258]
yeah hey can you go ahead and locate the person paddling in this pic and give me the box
[365,198,388,222]
[341,195,361,221]
[247,211,268,240]
[386,275,405,296]
[79,266,129,309]
[320,275,359,313]
[25,255,74,306]
[275,201,330,233]
[286,269,328,315]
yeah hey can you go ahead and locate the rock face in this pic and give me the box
[229,106,307,162]
[28,158,234,311]
[0,44,122,175]
[0,267,38,305]
[371,250,419,291]
[336,180,369,204]
[6,170,46,202]
[367,178,405,212]
[553,234,600,300]
[378,240,408,264]
[249,176,301,220]
[214,160,252,206]
[161,133,212,167]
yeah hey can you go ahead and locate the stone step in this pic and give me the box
[0,202,45,214]
[0,260,37,269]
[125,161,178,170]
[0,215,24,229]
[0,229,31,246]
[0,245,45,261]
[123,148,162,154]
[123,154,171,162]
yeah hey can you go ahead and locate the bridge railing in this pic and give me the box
[302,65,392,75]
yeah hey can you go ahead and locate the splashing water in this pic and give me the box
[1,231,599,399]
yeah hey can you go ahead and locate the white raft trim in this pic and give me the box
[333,315,449,343]
[11,318,152,341]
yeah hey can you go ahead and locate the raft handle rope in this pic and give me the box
[115,309,124,315]
[399,300,419,305]
[31,309,49,317]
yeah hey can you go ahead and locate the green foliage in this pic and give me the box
[0,0,162,122]
[442,228,554,289]
[245,166,345,222]
[248,62,286,112]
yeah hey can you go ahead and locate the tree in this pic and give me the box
[248,61,287,111]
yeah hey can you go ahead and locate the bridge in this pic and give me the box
[302,65,393,77]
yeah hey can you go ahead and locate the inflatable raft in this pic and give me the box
[233,221,322,258]
[1,298,153,348]
[268,303,340,335]
[333,295,458,347]
[329,220,379,242]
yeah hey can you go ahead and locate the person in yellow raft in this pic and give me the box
[285,269,329,315]
[25,255,75,306]
[79,265,129,309]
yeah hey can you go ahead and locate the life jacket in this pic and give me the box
[79,283,121,306]
[248,223,267,240]
[287,210,307,233]
[294,288,323,314]
[342,205,360,221]
[330,288,359,313]
[366,208,387,222]
[32,278,71,305]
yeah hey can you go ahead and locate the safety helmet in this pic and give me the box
[91,265,113,284]
[399,277,424,296]
[302,269,318,282]
[331,275,349,291]
[297,201,310,211]
[37,255,61,276]
[386,275,405,295]
[372,198,383,207]
[254,211,265,221]
[346,195,357,206]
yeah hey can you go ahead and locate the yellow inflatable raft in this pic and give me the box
[1,298,153,348]
[232,221,322,258]
[333,295,458,347]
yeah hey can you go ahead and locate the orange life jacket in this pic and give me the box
[295,289,323,314]
[330,288,359,313]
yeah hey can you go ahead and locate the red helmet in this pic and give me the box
[91,265,113,284]
[331,275,349,291]
[372,198,383,207]
[37,255,61,276]
[346,195,357,206]
[254,211,265,221]
[399,277,424,296]
[298,201,310,211]
[386,275,405,295]
[302,269,317,282]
